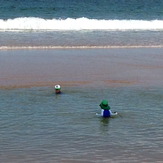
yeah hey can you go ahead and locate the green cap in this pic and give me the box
[99,100,110,110]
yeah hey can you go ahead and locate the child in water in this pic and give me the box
[99,100,117,118]
[54,85,61,94]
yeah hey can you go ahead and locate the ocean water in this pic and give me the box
[1,1,163,162]
[0,0,163,48]
[0,86,163,162]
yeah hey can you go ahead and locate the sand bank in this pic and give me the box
[0,48,163,89]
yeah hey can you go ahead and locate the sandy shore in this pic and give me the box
[0,48,163,89]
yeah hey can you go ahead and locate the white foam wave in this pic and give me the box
[0,17,163,31]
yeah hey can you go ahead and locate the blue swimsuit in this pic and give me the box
[101,109,111,117]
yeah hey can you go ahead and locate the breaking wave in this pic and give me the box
[0,17,163,31]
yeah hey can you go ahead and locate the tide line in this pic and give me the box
[0,45,163,50]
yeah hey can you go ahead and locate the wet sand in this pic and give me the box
[0,48,163,89]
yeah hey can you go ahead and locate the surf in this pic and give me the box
[0,17,163,31]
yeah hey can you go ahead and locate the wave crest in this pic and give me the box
[0,17,163,31]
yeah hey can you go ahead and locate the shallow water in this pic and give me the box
[0,86,162,162]
[1,31,163,48]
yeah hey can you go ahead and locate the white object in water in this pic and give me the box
[55,85,61,90]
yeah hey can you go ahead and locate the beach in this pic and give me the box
[1,48,163,89]
[1,0,163,162]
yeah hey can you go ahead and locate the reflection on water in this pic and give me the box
[100,117,110,126]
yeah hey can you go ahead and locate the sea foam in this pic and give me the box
[0,17,163,31]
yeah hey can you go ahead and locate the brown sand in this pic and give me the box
[0,48,163,89]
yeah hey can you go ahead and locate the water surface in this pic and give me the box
[0,86,162,162]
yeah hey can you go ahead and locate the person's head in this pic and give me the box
[55,85,61,94]
[100,100,110,110]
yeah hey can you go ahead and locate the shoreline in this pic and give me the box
[0,80,138,90]
[1,45,163,50]
[0,48,163,89]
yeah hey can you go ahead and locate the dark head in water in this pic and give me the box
[55,85,61,94]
